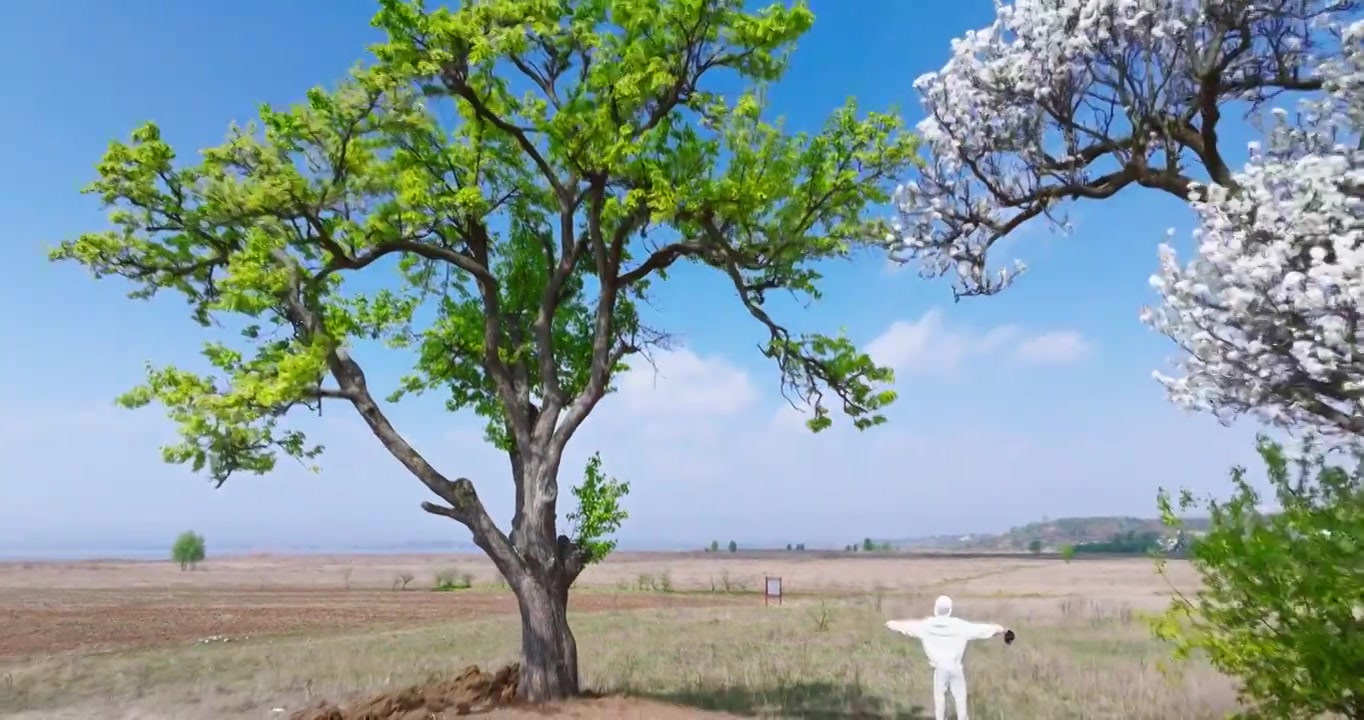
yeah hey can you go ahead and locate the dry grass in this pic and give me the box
[0,554,1230,719]
[0,552,1202,603]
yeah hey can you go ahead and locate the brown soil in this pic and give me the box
[0,588,737,659]
[289,665,741,719]
[291,663,521,719]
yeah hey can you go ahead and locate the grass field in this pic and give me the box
[0,552,1236,719]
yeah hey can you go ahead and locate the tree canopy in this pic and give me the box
[50,0,919,701]
[52,0,917,549]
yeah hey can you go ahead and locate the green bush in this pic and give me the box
[433,568,473,591]
[1153,436,1364,719]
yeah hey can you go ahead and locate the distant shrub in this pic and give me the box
[809,600,833,632]
[171,531,205,571]
[433,567,473,591]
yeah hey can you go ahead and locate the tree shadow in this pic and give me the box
[638,681,931,719]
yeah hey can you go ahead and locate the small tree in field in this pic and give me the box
[727,540,738,553]
[171,531,205,571]
[48,0,916,702]
[891,0,1364,443]
[564,452,629,571]
[1027,539,1042,554]
[708,540,720,553]
[1153,436,1364,719]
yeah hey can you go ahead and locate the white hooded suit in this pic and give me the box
[885,595,1006,720]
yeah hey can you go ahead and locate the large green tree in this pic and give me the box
[50,0,916,701]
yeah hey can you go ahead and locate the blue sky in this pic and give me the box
[0,0,1266,553]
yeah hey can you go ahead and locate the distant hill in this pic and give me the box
[888,515,1211,552]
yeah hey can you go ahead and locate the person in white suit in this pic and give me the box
[885,595,1011,720]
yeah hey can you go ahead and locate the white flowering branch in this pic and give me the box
[895,0,1364,441]
[1144,17,1363,441]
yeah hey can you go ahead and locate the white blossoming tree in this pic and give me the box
[893,0,1363,442]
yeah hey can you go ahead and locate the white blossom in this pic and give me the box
[1145,19,1363,441]
[897,0,1363,440]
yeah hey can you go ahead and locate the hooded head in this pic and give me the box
[933,595,953,617]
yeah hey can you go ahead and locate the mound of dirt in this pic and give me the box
[290,663,521,719]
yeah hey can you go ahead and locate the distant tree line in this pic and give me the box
[702,540,810,552]
[1072,530,1163,555]
[844,538,894,552]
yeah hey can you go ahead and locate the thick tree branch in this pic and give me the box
[557,534,588,587]
[549,185,650,450]
[270,249,521,576]
[617,239,708,287]
[440,68,569,202]
[533,196,590,412]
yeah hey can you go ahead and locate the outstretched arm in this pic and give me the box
[963,621,1007,640]
[886,619,926,638]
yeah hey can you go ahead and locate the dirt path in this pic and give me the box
[0,588,736,659]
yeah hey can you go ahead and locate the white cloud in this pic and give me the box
[616,347,756,419]
[769,402,812,432]
[3,330,1260,553]
[1014,331,1092,366]
[865,309,972,373]
[864,309,1090,375]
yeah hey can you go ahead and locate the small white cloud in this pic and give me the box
[864,310,1091,376]
[1014,331,1092,366]
[866,309,972,373]
[769,403,812,432]
[978,324,1023,352]
[617,347,756,419]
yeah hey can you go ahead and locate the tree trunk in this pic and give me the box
[513,573,580,702]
